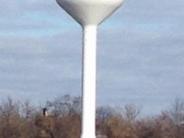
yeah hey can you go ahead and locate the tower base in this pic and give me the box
[81,134,96,138]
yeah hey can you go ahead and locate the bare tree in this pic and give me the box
[21,100,36,119]
[46,95,81,117]
[117,104,141,122]
[169,98,184,125]
[124,104,141,121]
[169,98,184,138]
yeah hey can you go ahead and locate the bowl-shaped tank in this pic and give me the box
[56,0,124,26]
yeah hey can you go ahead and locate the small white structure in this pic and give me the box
[56,0,125,138]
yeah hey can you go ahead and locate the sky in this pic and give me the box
[0,0,184,115]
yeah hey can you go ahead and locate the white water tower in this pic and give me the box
[56,0,125,137]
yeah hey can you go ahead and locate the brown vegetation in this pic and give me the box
[0,95,183,138]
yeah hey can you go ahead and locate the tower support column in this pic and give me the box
[81,25,97,138]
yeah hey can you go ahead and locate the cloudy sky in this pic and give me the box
[0,0,184,115]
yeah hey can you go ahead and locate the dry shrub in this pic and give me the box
[104,115,137,138]
[0,96,182,138]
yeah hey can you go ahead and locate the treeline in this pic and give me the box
[0,95,183,138]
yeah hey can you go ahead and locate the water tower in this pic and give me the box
[56,0,125,137]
